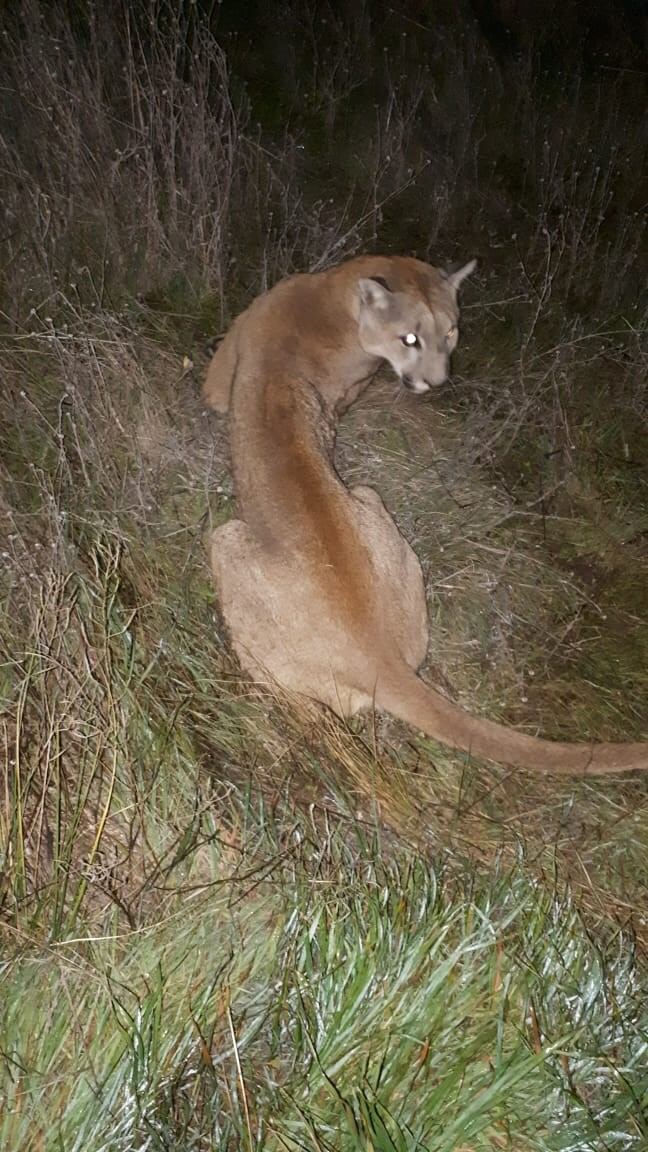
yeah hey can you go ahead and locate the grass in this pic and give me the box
[3,821,648,1151]
[1,1,648,1148]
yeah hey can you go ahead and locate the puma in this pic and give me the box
[203,254,647,775]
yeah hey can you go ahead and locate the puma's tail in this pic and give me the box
[375,665,648,775]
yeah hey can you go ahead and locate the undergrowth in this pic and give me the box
[1,1,647,1148]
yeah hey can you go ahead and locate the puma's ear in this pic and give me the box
[358,277,393,311]
[443,259,477,292]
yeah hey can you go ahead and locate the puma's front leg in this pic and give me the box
[203,316,244,414]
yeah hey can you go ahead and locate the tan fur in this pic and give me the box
[204,254,648,775]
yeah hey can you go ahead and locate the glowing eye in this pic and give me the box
[401,332,419,347]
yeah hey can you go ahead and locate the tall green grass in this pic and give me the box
[3,823,647,1151]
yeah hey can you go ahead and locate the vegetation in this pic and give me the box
[1,1,647,1148]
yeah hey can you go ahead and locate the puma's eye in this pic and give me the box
[446,326,457,341]
[400,332,419,347]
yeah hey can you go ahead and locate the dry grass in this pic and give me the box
[2,312,647,945]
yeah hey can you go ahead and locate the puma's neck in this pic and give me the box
[232,270,380,415]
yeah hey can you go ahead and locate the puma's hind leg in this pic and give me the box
[210,519,282,686]
[351,484,429,670]
[210,520,367,715]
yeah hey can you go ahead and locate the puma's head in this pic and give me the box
[356,260,476,392]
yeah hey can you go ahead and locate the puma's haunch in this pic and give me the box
[203,254,648,776]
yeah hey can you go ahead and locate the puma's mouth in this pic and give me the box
[401,375,431,394]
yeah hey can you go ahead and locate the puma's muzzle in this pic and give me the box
[401,362,449,392]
